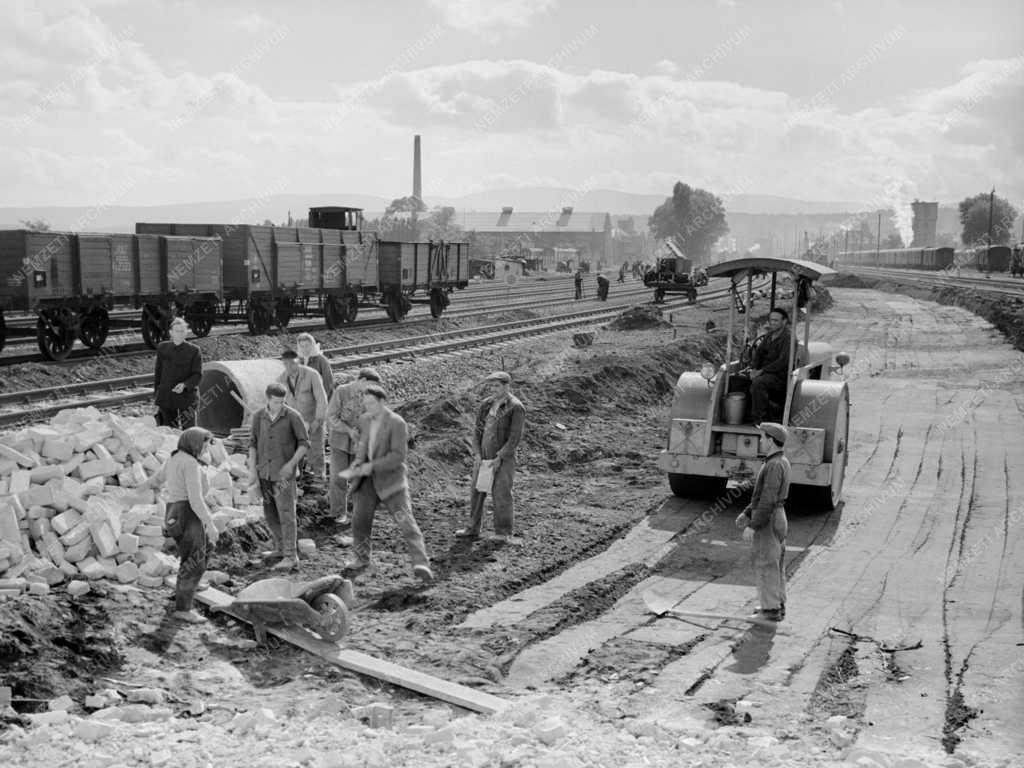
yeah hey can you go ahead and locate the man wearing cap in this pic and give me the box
[456,371,527,542]
[344,385,433,583]
[154,317,202,430]
[249,382,310,571]
[734,422,791,621]
[746,308,793,424]
[325,368,380,524]
[277,350,328,483]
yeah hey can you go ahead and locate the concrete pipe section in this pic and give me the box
[196,359,285,435]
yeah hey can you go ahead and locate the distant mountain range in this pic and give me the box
[0,187,907,232]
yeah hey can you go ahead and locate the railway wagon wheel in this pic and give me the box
[429,289,446,318]
[324,296,346,330]
[345,295,359,324]
[247,302,273,336]
[37,307,77,361]
[386,293,407,323]
[77,307,110,349]
[275,298,293,330]
[141,306,167,349]
[185,303,215,338]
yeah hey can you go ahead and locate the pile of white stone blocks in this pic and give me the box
[0,407,260,600]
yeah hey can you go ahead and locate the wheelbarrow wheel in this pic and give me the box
[312,593,349,641]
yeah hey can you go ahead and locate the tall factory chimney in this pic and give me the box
[911,201,938,247]
[413,135,422,202]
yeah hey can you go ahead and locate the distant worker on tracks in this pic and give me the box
[574,269,584,300]
[153,317,202,430]
[340,384,434,583]
[249,382,310,571]
[278,349,328,485]
[734,422,791,622]
[325,367,381,525]
[455,371,526,543]
[596,272,610,301]
[144,426,219,623]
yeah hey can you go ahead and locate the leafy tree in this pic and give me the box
[419,206,463,240]
[958,191,1019,246]
[882,233,904,249]
[19,217,50,231]
[385,196,427,216]
[649,182,728,260]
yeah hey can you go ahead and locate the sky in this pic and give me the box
[1,0,1022,212]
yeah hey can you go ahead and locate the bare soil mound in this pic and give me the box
[607,305,670,330]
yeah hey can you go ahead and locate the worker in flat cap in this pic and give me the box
[456,371,527,543]
[734,422,791,622]
[277,349,328,485]
[343,384,433,583]
[325,368,382,524]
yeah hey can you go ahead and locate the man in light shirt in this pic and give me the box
[277,349,327,484]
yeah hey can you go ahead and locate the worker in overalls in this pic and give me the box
[455,372,526,543]
[734,422,791,621]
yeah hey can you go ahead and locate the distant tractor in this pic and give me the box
[644,255,698,303]
[656,257,850,510]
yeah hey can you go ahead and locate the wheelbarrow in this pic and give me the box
[211,575,356,645]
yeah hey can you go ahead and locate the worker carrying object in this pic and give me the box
[734,422,791,622]
[596,272,610,301]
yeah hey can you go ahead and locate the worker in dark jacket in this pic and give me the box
[747,308,792,424]
[735,422,790,621]
[573,269,583,300]
[456,371,527,543]
[596,272,610,301]
[154,317,202,430]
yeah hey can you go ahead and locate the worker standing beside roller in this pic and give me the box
[153,317,202,430]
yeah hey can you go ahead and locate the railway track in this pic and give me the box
[0,278,662,367]
[840,265,1024,296]
[0,284,733,429]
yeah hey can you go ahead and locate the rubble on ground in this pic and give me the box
[0,408,260,595]
[607,305,671,330]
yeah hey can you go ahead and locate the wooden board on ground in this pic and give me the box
[195,585,508,715]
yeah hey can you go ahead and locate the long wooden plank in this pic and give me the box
[195,586,508,715]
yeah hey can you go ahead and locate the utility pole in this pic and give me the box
[844,228,849,257]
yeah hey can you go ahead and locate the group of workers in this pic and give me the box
[149,308,792,626]
[149,320,528,623]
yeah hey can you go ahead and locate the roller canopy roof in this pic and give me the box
[706,257,837,282]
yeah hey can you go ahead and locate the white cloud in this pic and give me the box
[654,59,678,76]
[425,0,558,37]
[231,12,272,33]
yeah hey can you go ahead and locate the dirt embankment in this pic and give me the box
[835,272,1024,351]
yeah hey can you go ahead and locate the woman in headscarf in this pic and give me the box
[145,427,219,623]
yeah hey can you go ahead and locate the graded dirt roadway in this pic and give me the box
[460,288,1024,764]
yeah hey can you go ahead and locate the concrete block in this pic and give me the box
[67,580,91,597]
[118,533,139,554]
[0,458,18,476]
[0,578,27,591]
[0,478,6,495]
[115,561,139,583]
[142,454,162,473]
[51,509,82,536]
[27,505,55,520]
[29,464,65,484]
[84,689,122,709]
[37,566,65,586]
[60,519,92,547]
[78,458,121,482]
[27,710,71,725]
[48,694,74,711]
[28,517,52,539]
[93,442,114,462]
[0,557,8,573]
[90,522,119,559]
[78,558,106,580]
[45,536,66,564]
[533,718,567,746]
[9,469,32,495]
[297,538,317,556]
[126,688,166,705]
[210,469,233,490]
[96,557,117,577]
[205,570,230,585]
[0,443,38,468]
[19,484,55,510]
[63,537,92,563]
[41,439,74,462]
[71,428,111,454]
[0,588,23,599]
[137,574,164,588]
[0,503,21,544]
[59,560,78,577]
[74,719,114,742]
[135,523,162,538]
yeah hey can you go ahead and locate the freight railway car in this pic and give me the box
[137,205,469,339]
[836,247,955,270]
[0,229,221,359]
